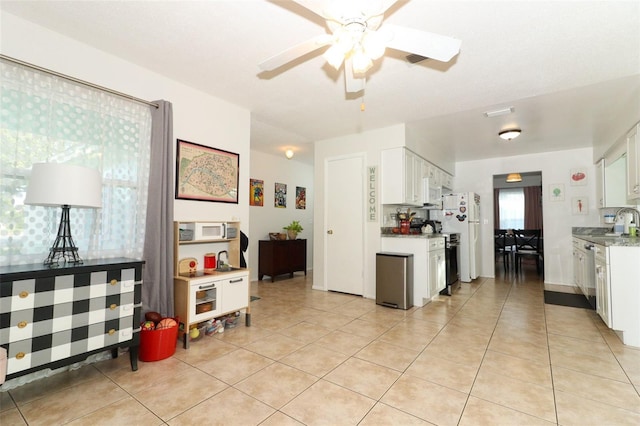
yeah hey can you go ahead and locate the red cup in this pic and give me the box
[204,253,216,269]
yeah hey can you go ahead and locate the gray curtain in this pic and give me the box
[142,100,174,316]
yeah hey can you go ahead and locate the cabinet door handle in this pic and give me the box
[17,321,28,329]
[19,291,29,298]
[230,278,244,283]
[108,329,116,335]
[16,352,26,360]
[110,304,117,310]
[327,230,333,234]
[199,284,216,290]
[110,279,118,286]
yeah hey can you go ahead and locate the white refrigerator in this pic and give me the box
[441,192,481,282]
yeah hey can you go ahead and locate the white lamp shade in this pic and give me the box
[25,163,103,208]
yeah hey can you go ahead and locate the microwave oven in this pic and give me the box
[194,222,226,240]
[423,178,442,209]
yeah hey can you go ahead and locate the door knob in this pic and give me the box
[327,230,333,234]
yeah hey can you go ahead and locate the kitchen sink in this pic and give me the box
[216,265,242,272]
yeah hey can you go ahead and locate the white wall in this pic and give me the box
[249,151,314,281]
[453,147,598,286]
[313,124,407,298]
[2,13,251,260]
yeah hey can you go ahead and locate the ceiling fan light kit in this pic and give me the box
[258,0,461,95]
[499,129,522,141]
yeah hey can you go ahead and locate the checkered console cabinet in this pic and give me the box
[0,258,143,381]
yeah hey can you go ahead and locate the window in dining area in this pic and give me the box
[498,188,524,229]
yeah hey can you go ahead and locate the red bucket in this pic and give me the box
[138,318,178,362]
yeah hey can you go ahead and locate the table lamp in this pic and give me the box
[24,163,102,266]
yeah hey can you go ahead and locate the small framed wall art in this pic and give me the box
[549,183,564,201]
[249,179,264,206]
[296,186,306,209]
[570,168,587,186]
[572,196,588,215]
[275,182,287,208]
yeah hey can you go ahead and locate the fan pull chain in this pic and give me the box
[360,94,366,112]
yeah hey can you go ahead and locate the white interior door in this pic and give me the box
[326,155,364,295]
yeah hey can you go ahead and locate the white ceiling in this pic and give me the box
[2,0,639,165]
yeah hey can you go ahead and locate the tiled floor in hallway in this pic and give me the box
[2,263,640,425]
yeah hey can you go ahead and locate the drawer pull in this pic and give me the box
[108,329,116,335]
[198,284,216,290]
[110,279,118,286]
[230,278,244,283]
[17,321,28,329]
[16,352,26,360]
[110,304,117,310]
[19,291,29,298]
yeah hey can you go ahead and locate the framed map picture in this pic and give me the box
[175,139,239,203]
[249,179,264,206]
[275,182,287,208]
[296,186,306,209]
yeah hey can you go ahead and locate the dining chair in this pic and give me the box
[513,229,542,274]
[494,229,512,271]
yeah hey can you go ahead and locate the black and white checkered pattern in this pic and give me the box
[0,260,142,377]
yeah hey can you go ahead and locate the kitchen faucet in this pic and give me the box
[615,207,640,232]
[217,250,229,268]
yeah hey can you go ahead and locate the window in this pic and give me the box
[0,59,151,265]
[499,188,524,229]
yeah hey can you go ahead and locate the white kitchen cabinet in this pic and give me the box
[627,123,640,200]
[381,236,445,306]
[595,159,605,208]
[594,244,611,327]
[609,245,640,347]
[572,238,586,294]
[427,238,446,297]
[381,147,422,206]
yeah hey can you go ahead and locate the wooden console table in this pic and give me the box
[258,239,307,282]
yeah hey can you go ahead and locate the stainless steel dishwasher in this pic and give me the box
[376,252,413,310]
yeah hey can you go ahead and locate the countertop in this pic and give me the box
[572,227,640,247]
[380,232,444,239]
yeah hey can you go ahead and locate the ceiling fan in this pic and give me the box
[258,0,461,94]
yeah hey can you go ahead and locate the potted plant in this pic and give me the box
[283,220,303,240]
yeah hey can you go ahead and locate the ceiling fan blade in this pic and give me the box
[259,34,332,71]
[344,57,366,93]
[380,24,461,63]
[291,0,331,19]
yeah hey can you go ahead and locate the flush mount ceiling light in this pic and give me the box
[506,173,522,183]
[499,129,522,141]
[285,149,294,159]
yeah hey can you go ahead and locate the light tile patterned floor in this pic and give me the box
[2,263,640,425]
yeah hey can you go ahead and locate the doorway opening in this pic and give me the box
[493,172,544,277]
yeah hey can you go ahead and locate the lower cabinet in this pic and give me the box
[380,236,445,307]
[258,239,307,282]
[594,244,611,327]
[428,242,446,297]
[0,258,143,381]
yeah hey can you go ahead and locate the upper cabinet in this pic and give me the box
[381,147,422,206]
[596,121,640,208]
[381,147,453,207]
[627,124,640,200]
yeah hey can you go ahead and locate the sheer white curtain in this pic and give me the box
[0,59,151,265]
[499,188,524,229]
